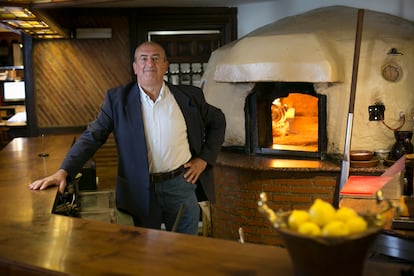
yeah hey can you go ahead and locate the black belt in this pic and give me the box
[150,165,185,183]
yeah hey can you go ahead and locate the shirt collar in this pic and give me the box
[138,82,166,103]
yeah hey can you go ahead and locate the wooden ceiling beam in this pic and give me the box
[31,0,125,8]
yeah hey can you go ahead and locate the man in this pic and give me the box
[29,41,226,235]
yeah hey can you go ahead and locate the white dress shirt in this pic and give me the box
[139,83,192,173]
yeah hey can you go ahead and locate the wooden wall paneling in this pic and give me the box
[32,9,132,131]
[129,7,237,62]
[151,33,222,63]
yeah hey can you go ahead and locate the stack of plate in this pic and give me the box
[350,150,379,168]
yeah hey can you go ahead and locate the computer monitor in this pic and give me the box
[3,81,25,102]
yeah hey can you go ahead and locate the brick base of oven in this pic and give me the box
[211,165,339,246]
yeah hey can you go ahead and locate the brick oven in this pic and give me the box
[200,6,414,245]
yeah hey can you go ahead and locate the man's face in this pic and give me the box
[133,43,169,86]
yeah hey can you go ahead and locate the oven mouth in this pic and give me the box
[244,82,327,160]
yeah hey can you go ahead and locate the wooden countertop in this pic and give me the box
[0,135,411,275]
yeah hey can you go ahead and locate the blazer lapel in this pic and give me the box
[168,84,196,123]
[124,84,143,129]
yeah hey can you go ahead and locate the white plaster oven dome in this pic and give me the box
[214,34,342,83]
[203,6,414,153]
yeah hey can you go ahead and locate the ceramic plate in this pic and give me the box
[350,158,379,168]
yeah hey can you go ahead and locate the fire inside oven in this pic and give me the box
[246,82,327,159]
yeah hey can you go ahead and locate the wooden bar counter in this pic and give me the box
[0,135,411,275]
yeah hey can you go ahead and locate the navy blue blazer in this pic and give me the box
[61,82,226,220]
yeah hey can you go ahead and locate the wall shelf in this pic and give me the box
[0,66,24,70]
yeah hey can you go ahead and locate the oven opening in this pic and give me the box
[245,82,327,159]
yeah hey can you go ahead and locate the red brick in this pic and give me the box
[212,166,339,247]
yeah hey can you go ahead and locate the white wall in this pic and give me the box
[237,0,414,38]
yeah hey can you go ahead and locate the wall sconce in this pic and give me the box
[387,48,403,56]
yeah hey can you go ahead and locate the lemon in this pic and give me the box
[309,198,336,226]
[297,221,321,236]
[346,216,368,234]
[288,210,310,230]
[322,220,350,237]
[334,206,358,222]
[288,199,369,238]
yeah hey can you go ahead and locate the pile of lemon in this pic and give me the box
[287,198,368,237]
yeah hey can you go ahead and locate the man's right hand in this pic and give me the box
[29,169,68,194]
